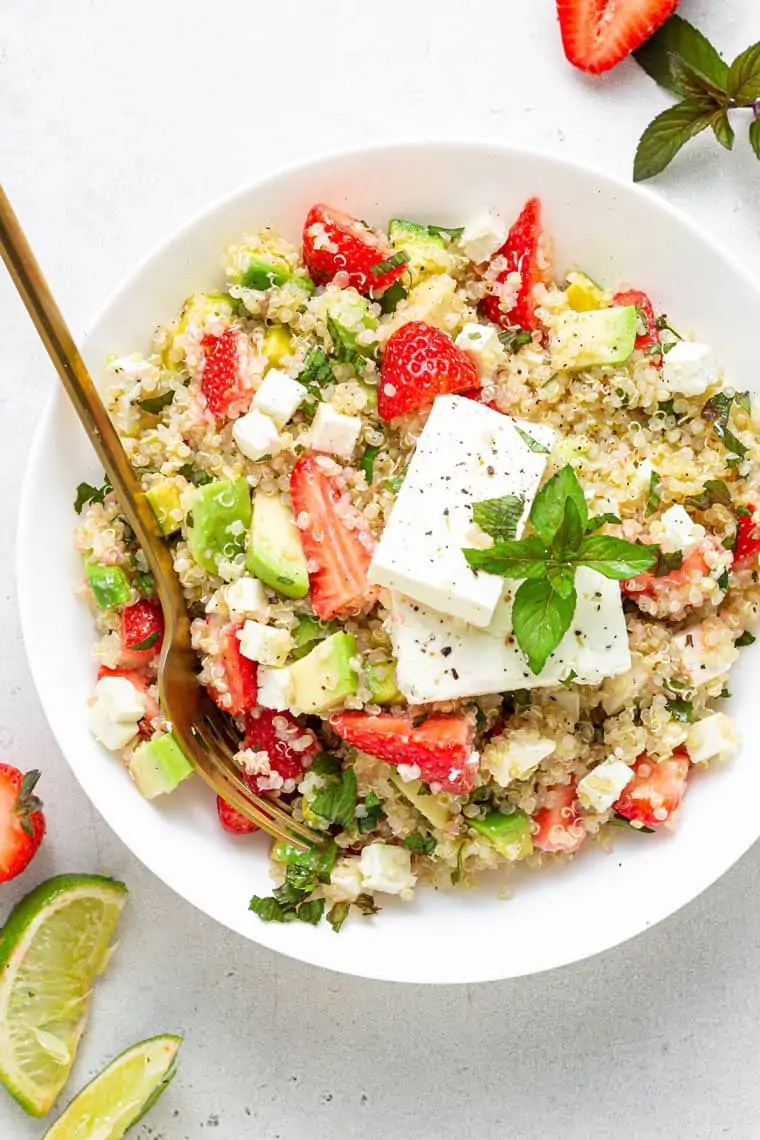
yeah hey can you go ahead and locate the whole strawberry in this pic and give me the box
[302,204,407,296]
[379,322,480,419]
[0,766,46,882]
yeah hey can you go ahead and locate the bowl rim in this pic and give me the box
[16,138,760,984]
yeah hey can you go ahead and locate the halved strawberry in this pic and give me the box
[290,452,377,621]
[330,712,476,794]
[0,765,46,882]
[480,198,544,331]
[614,750,690,829]
[217,795,260,835]
[613,289,660,359]
[121,599,164,668]
[378,322,480,420]
[532,783,585,853]
[209,623,259,716]
[97,666,160,733]
[243,708,319,793]
[302,204,407,295]
[733,506,760,568]
[200,328,249,417]
[557,0,680,75]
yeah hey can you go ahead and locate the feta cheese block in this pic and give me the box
[458,211,508,264]
[662,341,720,397]
[390,566,631,703]
[369,396,556,627]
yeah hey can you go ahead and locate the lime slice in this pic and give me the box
[0,873,127,1116]
[43,1034,182,1139]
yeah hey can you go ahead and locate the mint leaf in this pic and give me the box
[403,833,437,856]
[727,42,760,104]
[379,280,408,314]
[312,769,357,830]
[685,480,733,511]
[499,328,533,353]
[668,56,726,102]
[310,752,342,776]
[750,120,760,160]
[711,110,735,151]
[299,346,335,405]
[552,496,584,559]
[327,901,350,933]
[131,630,160,652]
[178,464,212,486]
[370,251,409,277]
[296,898,325,925]
[137,390,175,414]
[608,815,656,834]
[360,445,379,484]
[736,391,752,415]
[547,566,576,599]
[586,513,621,532]
[462,536,549,578]
[472,495,525,542]
[633,15,729,96]
[652,548,684,577]
[512,578,577,676]
[514,425,550,453]
[702,390,734,426]
[357,792,384,835]
[645,470,662,518]
[427,223,465,239]
[666,698,694,723]
[249,896,286,923]
[721,426,748,464]
[74,477,112,514]
[530,465,588,545]
[736,631,756,648]
[633,98,718,182]
[576,536,657,580]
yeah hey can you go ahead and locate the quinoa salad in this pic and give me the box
[75,197,760,931]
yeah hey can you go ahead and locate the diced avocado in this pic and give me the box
[162,292,234,370]
[389,774,450,830]
[365,658,403,706]
[290,632,359,713]
[86,562,132,609]
[270,838,337,882]
[128,733,194,799]
[238,257,314,295]
[388,218,454,284]
[291,615,339,660]
[246,490,309,599]
[325,289,378,373]
[565,271,606,312]
[145,480,182,536]
[468,809,533,860]
[185,478,252,576]
[551,306,637,371]
[262,325,294,367]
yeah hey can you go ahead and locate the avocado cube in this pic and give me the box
[389,218,451,284]
[262,326,294,367]
[389,773,450,830]
[246,490,309,599]
[365,658,403,706]
[291,615,338,660]
[128,732,194,799]
[145,480,183,536]
[468,809,534,860]
[551,306,637,371]
[239,257,314,295]
[290,632,359,714]
[185,478,252,577]
[326,290,378,371]
[86,561,132,610]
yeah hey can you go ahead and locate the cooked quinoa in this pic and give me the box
[75,199,759,930]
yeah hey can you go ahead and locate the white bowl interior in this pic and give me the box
[18,142,760,983]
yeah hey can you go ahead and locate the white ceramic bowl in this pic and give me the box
[18,142,760,984]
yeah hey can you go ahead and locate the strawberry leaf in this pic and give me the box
[633,15,729,97]
[634,98,718,182]
[727,42,760,104]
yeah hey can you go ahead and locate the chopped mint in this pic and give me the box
[645,470,662,517]
[403,833,437,856]
[312,769,358,829]
[369,251,409,277]
[178,464,212,486]
[514,425,550,452]
[472,495,525,542]
[666,698,694,723]
[379,280,408,314]
[131,630,160,652]
[327,901,350,933]
[360,445,380,484]
[357,792,384,835]
[74,477,112,514]
[137,390,174,414]
[499,328,533,353]
[735,631,756,648]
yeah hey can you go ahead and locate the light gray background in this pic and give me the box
[2,1,760,1137]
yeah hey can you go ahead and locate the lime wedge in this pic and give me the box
[0,873,127,1116]
[43,1035,182,1139]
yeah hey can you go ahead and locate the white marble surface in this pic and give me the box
[2,1,760,1136]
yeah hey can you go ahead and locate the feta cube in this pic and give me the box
[656,505,705,555]
[232,409,282,462]
[310,403,362,458]
[673,625,738,685]
[391,566,631,702]
[577,759,634,814]
[687,713,739,764]
[459,211,508,264]
[325,857,364,904]
[224,576,269,618]
[455,322,506,378]
[359,843,416,898]
[482,729,556,788]
[256,666,295,711]
[237,621,292,667]
[252,368,307,427]
[86,676,147,752]
[369,396,555,627]
[662,341,720,397]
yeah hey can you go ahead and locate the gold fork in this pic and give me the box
[0,184,317,849]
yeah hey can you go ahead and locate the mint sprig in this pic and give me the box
[463,465,656,675]
[633,15,760,181]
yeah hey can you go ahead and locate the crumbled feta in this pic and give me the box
[237,621,292,667]
[459,211,508,264]
[482,729,556,788]
[577,759,634,813]
[252,368,307,427]
[662,341,720,398]
[454,322,506,378]
[325,857,364,904]
[656,505,706,555]
[256,666,294,711]
[359,843,416,898]
[106,353,161,387]
[232,410,282,462]
[310,403,362,458]
[224,576,269,618]
[687,713,739,764]
[673,625,738,685]
[86,676,147,752]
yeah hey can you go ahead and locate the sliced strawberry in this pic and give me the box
[614,750,690,829]
[330,712,476,794]
[290,453,377,621]
[378,322,480,420]
[217,795,260,835]
[302,204,406,295]
[0,765,46,882]
[532,783,585,853]
[120,599,164,668]
[243,708,319,793]
[97,666,160,732]
[209,623,259,716]
[480,198,544,331]
[200,328,248,417]
[557,0,679,75]
[733,506,760,568]
[613,289,660,359]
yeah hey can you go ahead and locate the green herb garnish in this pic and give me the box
[685,480,733,512]
[130,630,160,652]
[369,251,409,277]
[451,843,466,886]
[651,548,684,577]
[357,792,384,835]
[312,769,358,830]
[379,280,408,314]
[514,425,550,453]
[309,752,343,777]
[326,901,350,933]
[134,571,155,596]
[585,513,622,532]
[608,814,655,834]
[178,464,212,487]
[403,833,437,856]
[645,470,662,517]
[360,445,380,484]
[137,390,175,414]
[735,631,757,648]
[74,476,112,514]
[299,346,336,407]
[472,495,525,543]
[702,392,748,462]
[666,698,694,723]
[499,327,533,353]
